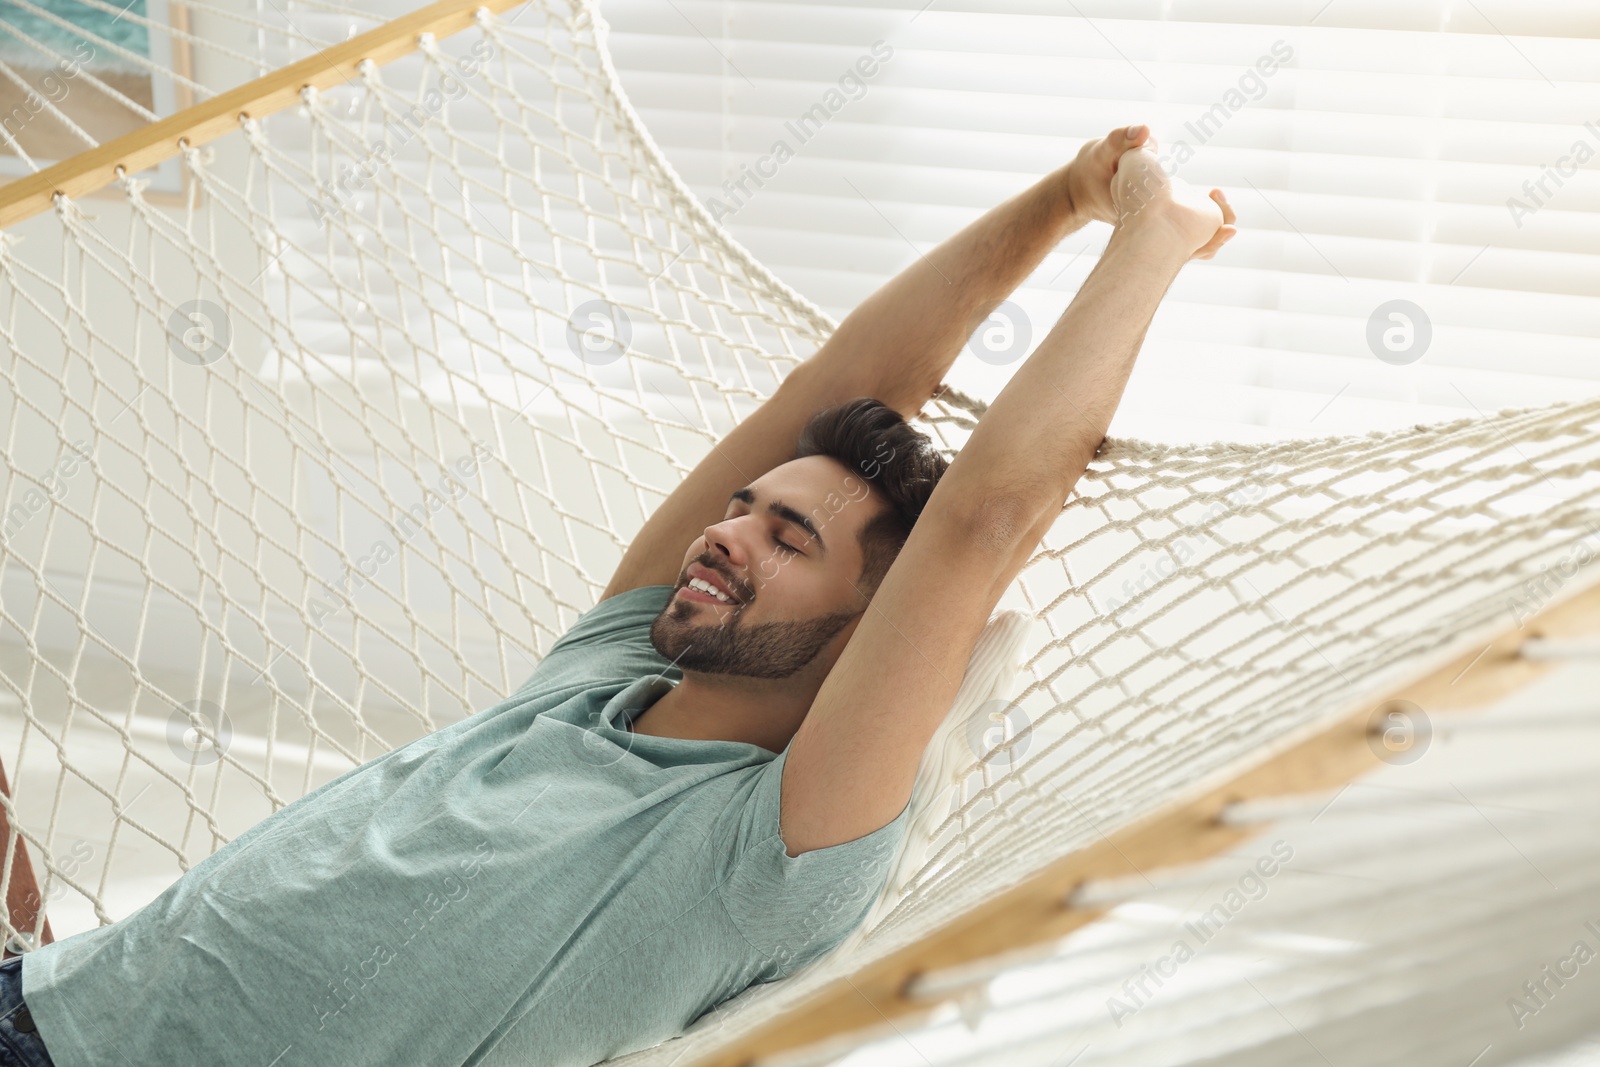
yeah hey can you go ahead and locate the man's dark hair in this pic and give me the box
[793,397,949,595]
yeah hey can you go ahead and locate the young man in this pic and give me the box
[12,128,1233,1067]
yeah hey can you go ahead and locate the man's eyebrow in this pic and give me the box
[729,487,827,556]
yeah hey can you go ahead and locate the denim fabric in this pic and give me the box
[0,957,54,1067]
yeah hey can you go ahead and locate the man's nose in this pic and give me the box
[702,521,760,588]
[702,519,747,565]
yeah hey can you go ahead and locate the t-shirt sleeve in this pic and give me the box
[717,748,911,979]
[511,584,676,698]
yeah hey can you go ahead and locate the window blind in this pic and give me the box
[602,0,1600,443]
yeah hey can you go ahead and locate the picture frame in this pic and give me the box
[0,0,197,205]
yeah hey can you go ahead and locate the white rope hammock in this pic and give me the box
[0,2,1596,1064]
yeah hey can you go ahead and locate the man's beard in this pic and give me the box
[650,594,858,679]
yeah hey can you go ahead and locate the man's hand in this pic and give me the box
[1110,141,1237,260]
[1064,124,1156,226]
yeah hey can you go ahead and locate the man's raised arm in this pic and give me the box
[926,146,1237,538]
[779,146,1237,854]
[806,124,1158,416]
[600,126,1154,602]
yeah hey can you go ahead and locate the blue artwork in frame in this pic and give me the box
[0,0,193,196]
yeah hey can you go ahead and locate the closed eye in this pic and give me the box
[725,487,822,558]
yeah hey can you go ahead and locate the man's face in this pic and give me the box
[650,456,885,679]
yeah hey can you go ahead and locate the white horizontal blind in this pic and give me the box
[601,0,1600,443]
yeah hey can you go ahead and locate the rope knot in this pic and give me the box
[113,164,151,201]
[176,137,213,174]
[50,192,90,232]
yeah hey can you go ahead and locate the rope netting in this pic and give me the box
[0,1,1596,1062]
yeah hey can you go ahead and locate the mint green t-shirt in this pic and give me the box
[24,584,910,1067]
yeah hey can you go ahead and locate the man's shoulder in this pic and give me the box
[511,584,676,699]
[555,584,675,649]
